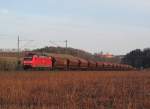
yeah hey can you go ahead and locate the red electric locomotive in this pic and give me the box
[23,53,53,70]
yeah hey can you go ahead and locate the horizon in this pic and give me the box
[0,0,150,55]
[0,45,145,56]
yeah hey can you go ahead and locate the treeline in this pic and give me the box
[34,46,97,61]
[122,48,150,69]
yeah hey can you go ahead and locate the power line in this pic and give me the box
[0,34,11,37]
[49,40,61,47]
[20,40,34,49]
[17,35,34,60]
[49,40,68,54]
[49,40,68,48]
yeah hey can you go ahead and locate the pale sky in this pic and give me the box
[0,0,150,55]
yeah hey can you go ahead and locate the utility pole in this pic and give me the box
[17,35,20,59]
[17,36,34,59]
[65,40,68,54]
[17,35,20,69]
[65,40,68,49]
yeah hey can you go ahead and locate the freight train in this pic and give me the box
[23,53,134,71]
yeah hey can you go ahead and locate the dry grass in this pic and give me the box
[0,71,149,109]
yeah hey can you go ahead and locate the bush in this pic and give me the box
[122,48,150,69]
[0,57,18,71]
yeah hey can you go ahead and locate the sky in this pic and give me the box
[0,0,150,55]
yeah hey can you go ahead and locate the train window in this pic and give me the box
[25,53,36,57]
[24,57,33,61]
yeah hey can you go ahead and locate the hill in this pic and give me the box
[33,46,121,63]
[33,46,97,61]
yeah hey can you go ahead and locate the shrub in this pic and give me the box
[0,57,18,71]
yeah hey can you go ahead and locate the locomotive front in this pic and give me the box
[23,53,53,70]
[23,56,34,69]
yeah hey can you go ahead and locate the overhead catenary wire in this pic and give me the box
[49,41,61,47]
[49,40,68,48]
[20,40,34,49]
[0,34,69,53]
[49,40,68,54]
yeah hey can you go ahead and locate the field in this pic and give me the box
[0,71,149,109]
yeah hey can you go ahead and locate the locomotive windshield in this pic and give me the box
[25,53,36,57]
[24,57,33,61]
